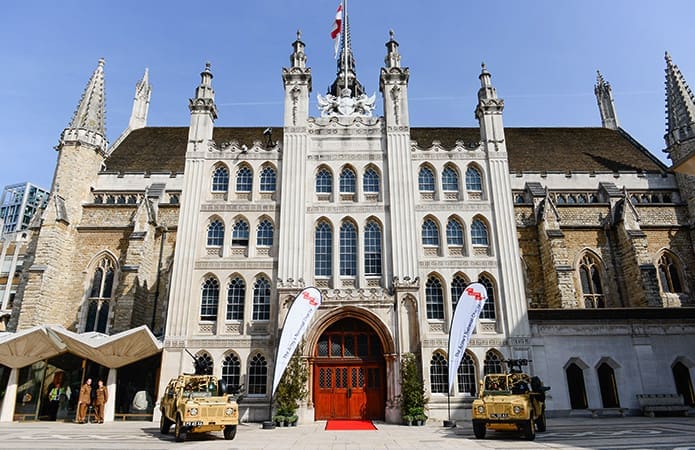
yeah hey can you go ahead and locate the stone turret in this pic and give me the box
[110,68,151,151]
[595,71,620,130]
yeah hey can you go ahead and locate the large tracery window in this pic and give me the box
[84,257,115,333]
[252,277,271,321]
[422,219,440,246]
[579,253,605,308]
[207,219,224,247]
[658,252,684,293]
[446,218,464,246]
[430,351,448,394]
[256,219,274,247]
[259,166,277,192]
[232,220,250,247]
[451,274,468,310]
[315,222,332,277]
[236,166,253,192]
[316,169,333,194]
[479,275,497,320]
[248,353,268,395]
[418,167,435,193]
[426,276,445,320]
[339,168,356,194]
[222,353,241,390]
[340,222,357,276]
[364,220,382,276]
[457,352,477,396]
[200,277,219,321]
[466,166,482,192]
[363,168,380,194]
[226,277,245,321]
[483,350,503,375]
[212,166,229,192]
[441,166,459,192]
[471,219,489,246]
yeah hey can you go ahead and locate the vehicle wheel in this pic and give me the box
[160,412,173,434]
[223,425,237,440]
[535,410,547,432]
[521,418,536,441]
[174,416,187,443]
[472,421,486,439]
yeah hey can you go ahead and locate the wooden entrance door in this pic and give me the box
[313,318,386,420]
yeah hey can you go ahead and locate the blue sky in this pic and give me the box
[1,0,694,190]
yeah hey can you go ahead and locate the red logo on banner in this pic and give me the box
[303,291,318,306]
[466,287,485,301]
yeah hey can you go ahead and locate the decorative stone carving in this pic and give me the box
[225,323,242,334]
[429,322,445,333]
[317,88,376,117]
[198,323,214,334]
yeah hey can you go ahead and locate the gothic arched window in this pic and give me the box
[207,219,224,247]
[252,277,271,321]
[259,166,277,192]
[340,168,356,194]
[466,167,482,192]
[232,220,249,247]
[426,276,444,320]
[316,169,333,194]
[226,277,245,321]
[446,218,464,246]
[315,222,332,277]
[422,219,440,246]
[471,219,489,246]
[579,253,605,308]
[196,352,214,375]
[340,222,357,276]
[222,353,241,390]
[200,277,219,321]
[248,353,268,395]
[418,166,435,193]
[363,168,380,193]
[430,351,448,394]
[364,220,382,276]
[483,350,503,375]
[212,166,229,192]
[85,257,115,333]
[442,166,459,192]
[451,274,468,310]
[479,275,497,320]
[236,166,253,192]
[457,352,477,396]
[256,219,274,247]
[658,252,684,293]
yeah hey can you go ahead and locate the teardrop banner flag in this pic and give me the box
[448,282,487,393]
[271,287,322,396]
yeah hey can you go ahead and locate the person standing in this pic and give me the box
[76,378,92,423]
[94,379,108,423]
[46,372,66,421]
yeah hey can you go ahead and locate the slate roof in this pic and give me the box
[104,126,667,175]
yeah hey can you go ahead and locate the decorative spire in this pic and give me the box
[128,68,151,130]
[384,29,401,69]
[328,2,365,97]
[594,70,619,130]
[664,51,695,147]
[477,62,498,101]
[290,29,307,69]
[68,58,106,136]
[189,61,217,120]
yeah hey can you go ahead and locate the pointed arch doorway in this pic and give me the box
[312,317,386,420]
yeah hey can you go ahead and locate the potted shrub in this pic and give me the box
[274,346,309,426]
[273,415,285,427]
[402,414,413,426]
[400,353,428,426]
[288,414,298,426]
[414,413,428,426]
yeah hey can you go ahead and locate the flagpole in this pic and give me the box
[343,0,348,92]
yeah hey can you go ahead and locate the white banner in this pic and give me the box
[271,287,322,396]
[448,282,487,393]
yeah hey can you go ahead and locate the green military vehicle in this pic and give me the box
[471,359,549,441]
[159,352,242,442]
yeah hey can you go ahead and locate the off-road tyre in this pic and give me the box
[472,421,486,439]
[521,418,536,441]
[160,412,173,434]
[535,409,547,432]
[174,415,187,443]
[223,425,237,440]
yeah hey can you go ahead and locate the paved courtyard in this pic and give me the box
[0,416,693,449]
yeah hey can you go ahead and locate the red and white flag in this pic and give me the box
[331,2,343,59]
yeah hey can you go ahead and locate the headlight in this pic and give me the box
[513,406,522,414]
[225,407,235,416]
[188,407,198,416]
[477,406,485,413]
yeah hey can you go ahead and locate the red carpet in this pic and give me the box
[325,419,377,430]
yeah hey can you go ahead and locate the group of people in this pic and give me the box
[75,378,109,423]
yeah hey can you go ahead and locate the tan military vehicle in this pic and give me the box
[159,353,241,442]
[471,359,549,441]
